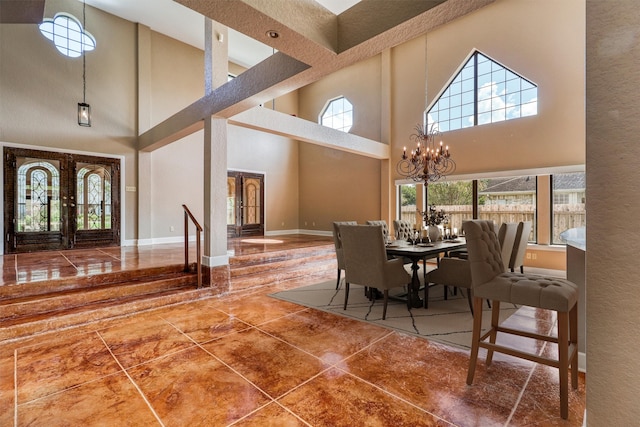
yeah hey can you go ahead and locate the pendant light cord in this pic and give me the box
[82,0,86,104]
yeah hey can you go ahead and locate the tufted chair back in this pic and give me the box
[497,222,519,272]
[332,221,357,270]
[366,220,389,241]
[509,221,532,273]
[462,220,505,287]
[393,219,414,240]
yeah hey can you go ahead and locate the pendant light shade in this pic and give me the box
[78,102,91,126]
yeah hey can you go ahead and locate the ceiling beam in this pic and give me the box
[140,0,496,152]
[0,0,44,24]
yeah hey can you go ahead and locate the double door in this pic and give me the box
[4,147,120,253]
[227,171,264,237]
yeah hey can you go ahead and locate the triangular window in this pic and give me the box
[427,50,537,132]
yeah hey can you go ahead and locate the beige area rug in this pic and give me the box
[270,280,519,351]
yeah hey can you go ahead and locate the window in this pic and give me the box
[426,180,473,234]
[427,51,537,132]
[320,96,353,132]
[398,184,417,227]
[39,13,96,58]
[552,172,585,244]
[478,176,537,242]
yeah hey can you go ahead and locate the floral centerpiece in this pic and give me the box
[419,204,449,226]
[418,205,448,241]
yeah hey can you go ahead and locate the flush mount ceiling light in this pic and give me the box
[266,30,279,39]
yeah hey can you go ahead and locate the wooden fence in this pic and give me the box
[399,204,585,242]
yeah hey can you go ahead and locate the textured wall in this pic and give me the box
[585,0,640,423]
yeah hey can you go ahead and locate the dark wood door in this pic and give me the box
[4,147,120,253]
[227,171,264,238]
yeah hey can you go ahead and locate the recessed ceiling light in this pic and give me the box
[266,30,279,39]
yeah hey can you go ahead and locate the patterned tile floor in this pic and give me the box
[0,238,585,426]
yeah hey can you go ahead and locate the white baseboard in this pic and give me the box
[578,351,586,373]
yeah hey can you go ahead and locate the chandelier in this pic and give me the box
[396,123,455,185]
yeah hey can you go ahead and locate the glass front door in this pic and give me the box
[227,171,264,237]
[4,147,120,253]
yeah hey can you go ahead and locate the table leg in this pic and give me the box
[408,260,423,308]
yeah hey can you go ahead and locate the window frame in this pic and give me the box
[426,50,538,133]
[319,96,353,133]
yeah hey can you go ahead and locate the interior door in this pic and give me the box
[4,147,120,253]
[227,171,264,238]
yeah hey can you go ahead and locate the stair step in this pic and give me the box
[0,273,195,321]
[0,285,211,343]
[230,255,335,291]
[0,265,188,301]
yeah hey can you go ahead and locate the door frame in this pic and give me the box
[227,170,265,238]
[1,143,125,254]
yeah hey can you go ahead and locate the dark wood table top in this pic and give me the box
[385,238,466,259]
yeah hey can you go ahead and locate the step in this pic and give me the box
[0,264,188,301]
[230,253,336,292]
[229,244,335,268]
[0,272,195,321]
[0,284,212,343]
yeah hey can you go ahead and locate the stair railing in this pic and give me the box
[182,204,203,288]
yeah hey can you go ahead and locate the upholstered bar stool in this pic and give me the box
[463,220,579,420]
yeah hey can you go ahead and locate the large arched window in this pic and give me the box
[427,50,537,132]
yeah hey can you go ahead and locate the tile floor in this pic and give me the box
[0,239,585,426]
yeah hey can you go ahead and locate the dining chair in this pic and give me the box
[340,224,411,320]
[497,222,519,270]
[425,220,495,311]
[509,221,532,273]
[332,221,357,290]
[392,219,413,240]
[463,219,578,420]
[366,220,390,242]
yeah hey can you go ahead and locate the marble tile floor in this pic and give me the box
[0,235,335,287]
[0,237,585,426]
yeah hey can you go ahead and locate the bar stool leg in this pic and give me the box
[558,311,569,420]
[466,296,484,385]
[486,300,500,365]
[570,303,579,389]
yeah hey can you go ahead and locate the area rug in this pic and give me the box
[269,280,519,350]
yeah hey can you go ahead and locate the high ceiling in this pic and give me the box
[81,0,361,68]
[1,0,494,150]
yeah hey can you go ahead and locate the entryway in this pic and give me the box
[227,171,264,237]
[3,147,121,253]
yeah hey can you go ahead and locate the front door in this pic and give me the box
[4,147,120,253]
[227,171,264,237]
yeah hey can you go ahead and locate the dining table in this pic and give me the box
[385,238,467,308]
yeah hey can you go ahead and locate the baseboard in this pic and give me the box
[578,351,586,373]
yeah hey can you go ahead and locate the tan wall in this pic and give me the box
[586,0,640,423]
[297,55,383,228]
[298,55,382,142]
[147,42,301,237]
[149,32,204,127]
[415,0,585,176]
[227,125,300,232]
[299,143,380,231]
[0,0,138,240]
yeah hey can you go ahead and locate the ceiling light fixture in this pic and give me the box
[78,0,91,127]
[396,124,455,186]
[266,30,279,39]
